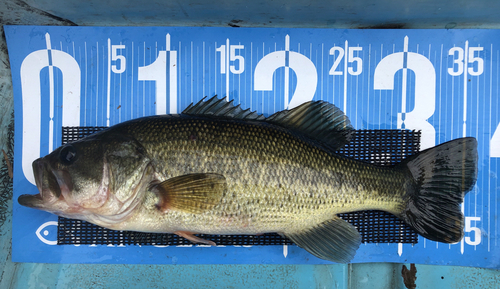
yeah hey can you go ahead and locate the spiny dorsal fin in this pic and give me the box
[283,217,361,263]
[183,96,266,121]
[267,101,354,150]
[184,96,354,150]
[150,173,226,214]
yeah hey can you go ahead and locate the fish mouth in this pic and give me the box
[18,159,63,209]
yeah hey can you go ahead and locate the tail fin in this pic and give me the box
[397,137,478,243]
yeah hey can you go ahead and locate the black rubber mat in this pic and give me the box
[58,127,420,245]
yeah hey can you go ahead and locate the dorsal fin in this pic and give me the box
[183,96,354,150]
[267,101,354,150]
[183,96,266,121]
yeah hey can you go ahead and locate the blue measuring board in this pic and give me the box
[5,26,499,268]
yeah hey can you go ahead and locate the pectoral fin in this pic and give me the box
[283,217,361,263]
[150,173,226,214]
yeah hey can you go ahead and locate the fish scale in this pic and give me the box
[111,115,407,235]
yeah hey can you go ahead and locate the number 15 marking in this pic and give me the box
[216,40,245,74]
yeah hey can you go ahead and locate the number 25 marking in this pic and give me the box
[329,44,362,76]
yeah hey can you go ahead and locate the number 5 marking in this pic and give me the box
[111,44,126,74]
[465,217,481,246]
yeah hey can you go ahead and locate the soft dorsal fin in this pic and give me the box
[267,101,354,150]
[183,96,354,150]
[183,96,266,121]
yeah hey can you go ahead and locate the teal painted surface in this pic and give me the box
[1,1,500,288]
[16,0,500,28]
[349,263,405,288]
[413,264,500,288]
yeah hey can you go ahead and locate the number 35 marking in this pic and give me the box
[448,46,484,76]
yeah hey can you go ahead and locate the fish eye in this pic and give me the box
[59,145,77,165]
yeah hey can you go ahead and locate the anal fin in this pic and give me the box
[150,173,226,214]
[283,217,361,263]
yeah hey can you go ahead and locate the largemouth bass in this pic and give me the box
[19,96,478,262]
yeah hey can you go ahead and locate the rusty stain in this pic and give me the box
[228,19,243,27]
[402,263,417,289]
[2,149,12,179]
[359,23,406,29]
[117,105,121,109]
